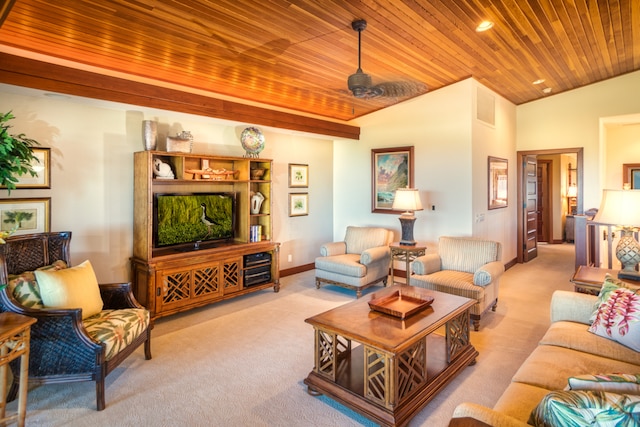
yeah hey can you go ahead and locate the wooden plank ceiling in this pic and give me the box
[0,0,639,124]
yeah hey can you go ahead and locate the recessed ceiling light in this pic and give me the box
[533,79,545,85]
[542,87,552,94]
[476,21,494,32]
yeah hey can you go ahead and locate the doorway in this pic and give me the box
[516,148,584,263]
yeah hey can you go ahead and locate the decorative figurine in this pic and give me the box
[153,158,175,179]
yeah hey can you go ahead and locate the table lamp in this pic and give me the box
[392,187,423,246]
[592,189,640,280]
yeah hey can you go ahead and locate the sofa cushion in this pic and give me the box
[511,344,640,392]
[493,382,552,422]
[412,270,485,302]
[588,284,640,351]
[315,254,366,277]
[540,321,640,366]
[35,260,104,319]
[529,390,640,427]
[83,308,150,361]
[7,260,68,309]
[344,226,389,255]
[567,373,640,394]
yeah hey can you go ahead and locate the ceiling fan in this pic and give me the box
[347,19,426,99]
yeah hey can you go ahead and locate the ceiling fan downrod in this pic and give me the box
[348,19,377,98]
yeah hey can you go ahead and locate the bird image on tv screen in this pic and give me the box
[154,193,235,247]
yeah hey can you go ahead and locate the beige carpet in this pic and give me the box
[11,243,575,426]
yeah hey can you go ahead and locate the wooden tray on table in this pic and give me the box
[368,289,434,319]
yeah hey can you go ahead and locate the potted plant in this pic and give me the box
[0,111,40,194]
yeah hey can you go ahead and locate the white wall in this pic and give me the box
[0,85,335,281]
[517,70,640,209]
[338,79,518,269]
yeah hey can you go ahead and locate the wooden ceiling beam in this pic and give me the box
[0,52,359,140]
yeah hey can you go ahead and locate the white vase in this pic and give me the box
[251,192,265,214]
[142,120,157,151]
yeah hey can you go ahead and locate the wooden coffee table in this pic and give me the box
[304,285,478,427]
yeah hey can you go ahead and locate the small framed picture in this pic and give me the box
[288,164,308,188]
[0,147,51,189]
[289,193,308,217]
[0,197,51,235]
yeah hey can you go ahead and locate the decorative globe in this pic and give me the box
[240,127,265,158]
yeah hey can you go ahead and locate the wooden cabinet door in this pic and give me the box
[221,257,242,294]
[156,263,223,313]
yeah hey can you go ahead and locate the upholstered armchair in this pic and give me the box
[410,236,504,331]
[315,226,393,298]
[0,232,152,411]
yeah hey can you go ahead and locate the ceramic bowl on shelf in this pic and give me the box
[250,168,266,180]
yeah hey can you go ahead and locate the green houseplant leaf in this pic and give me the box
[0,111,41,194]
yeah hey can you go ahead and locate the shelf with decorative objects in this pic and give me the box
[131,149,278,320]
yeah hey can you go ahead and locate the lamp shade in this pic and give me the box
[567,185,577,198]
[392,188,423,212]
[592,189,640,228]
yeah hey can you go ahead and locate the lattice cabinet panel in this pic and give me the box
[194,266,220,296]
[223,259,241,293]
[315,330,351,380]
[162,270,190,304]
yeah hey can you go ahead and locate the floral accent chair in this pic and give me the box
[0,232,152,411]
[315,226,393,298]
[410,236,504,331]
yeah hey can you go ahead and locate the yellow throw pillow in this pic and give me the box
[35,260,104,319]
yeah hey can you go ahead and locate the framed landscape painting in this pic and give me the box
[371,146,414,213]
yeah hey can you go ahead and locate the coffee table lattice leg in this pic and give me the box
[446,310,472,363]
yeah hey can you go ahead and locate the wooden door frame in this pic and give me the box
[537,159,553,243]
[517,148,583,263]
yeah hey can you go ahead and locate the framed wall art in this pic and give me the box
[288,193,308,217]
[488,156,508,209]
[623,163,640,189]
[0,147,51,189]
[371,146,414,213]
[288,163,308,188]
[0,197,51,235]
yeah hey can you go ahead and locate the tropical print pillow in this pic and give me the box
[83,308,149,361]
[529,390,640,427]
[8,260,69,308]
[567,373,640,394]
[590,274,640,324]
[588,283,640,351]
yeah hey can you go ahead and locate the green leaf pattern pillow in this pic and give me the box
[529,390,640,427]
[8,260,68,308]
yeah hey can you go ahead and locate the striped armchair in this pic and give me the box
[410,236,504,331]
[315,226,392,298]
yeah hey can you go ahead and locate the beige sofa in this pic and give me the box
[450,289,640,426]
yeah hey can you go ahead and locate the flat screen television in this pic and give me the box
[153,192,236,249]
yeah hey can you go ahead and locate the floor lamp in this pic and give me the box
[392,188,423,246]
[592,189,640,281]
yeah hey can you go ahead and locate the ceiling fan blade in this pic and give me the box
[374,81,427,98]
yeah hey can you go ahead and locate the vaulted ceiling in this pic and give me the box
[1,0,638,135]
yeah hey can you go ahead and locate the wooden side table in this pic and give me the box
[389,242,426,285]
[0,312,36,427]
[570,265,639,295]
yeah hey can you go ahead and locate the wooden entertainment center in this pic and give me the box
[131,151,280,320]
